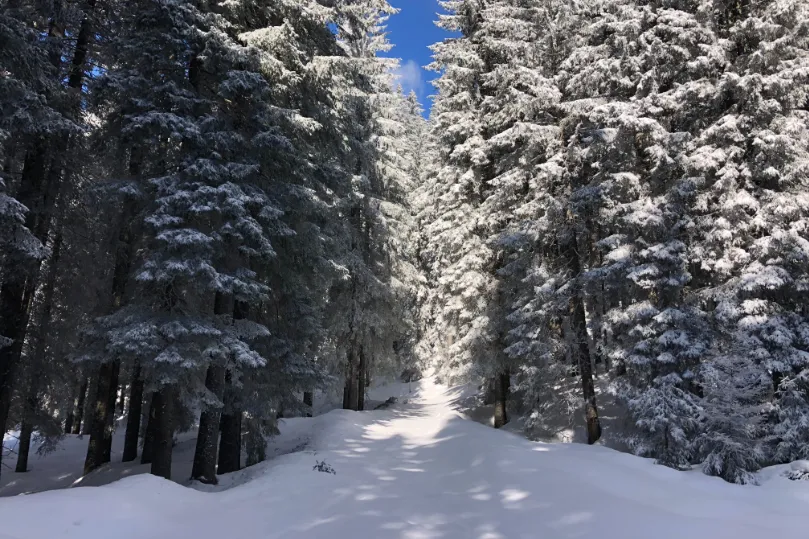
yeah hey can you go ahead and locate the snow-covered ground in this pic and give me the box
[1,376,808,538]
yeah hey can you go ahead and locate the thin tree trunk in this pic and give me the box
[303,392,313,417]
[150,386,174,480]
[81,376,95,435]
[345,348,359,411]
[493,370,510,428]
[15,385,38,473]
[562,228,602,445]
[71,377,88,435]
[141,392,157,464]
[102,359,120,463]
[64,407,74,435]
[357,346,366,411]
[191,364,226,483]
[121,362,143,462]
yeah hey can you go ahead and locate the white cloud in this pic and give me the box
[392,59,425,97]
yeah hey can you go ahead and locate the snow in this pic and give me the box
[1,376,808,538]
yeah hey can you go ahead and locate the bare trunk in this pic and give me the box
[357,347,366,411]
[140,392,157,464]
[150,386,174,480]
[81,376,95,435]
[563,228,602,445]
[83,361,114,475]
[493,370,510,428]
[71,377,88,434]
[191,364,226,483]
[15,383,38,473]
[102,359,120,463]
[121,362,144,462]
[15,419,34,473]
[217,389,241,475]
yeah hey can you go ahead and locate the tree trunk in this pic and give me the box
[15,418,34,473]
[81,376,95,435]
[70,377,88,434]
[357,347,366,411]
[342,378,351,410]
[191,364,226,484]
[572,293,601,444]
[344,349,359,411]
[64,409,74,435]
[141,392,157,464]
[150,386,174,480]
[493,370,510,428]
[121,362,144,462]
[562,228,602,445]
[15,381,39,473]
[303,392,313,417]
[102,359,120,463]
[217,402,241,475]
[83,361,114,475]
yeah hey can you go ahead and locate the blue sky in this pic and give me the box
[382,0,454,116]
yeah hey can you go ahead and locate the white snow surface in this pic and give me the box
[1,376,808,538]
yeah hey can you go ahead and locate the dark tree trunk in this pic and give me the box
[150,386,174,480]
[122,362,144,462]
[64,407,74,435]
[102,359,120,463]
[572,293,601,444]
[67,0,96,90]
[81,369,98,436]
[15,418,34,473]
[217,403,241,475]
[83,361,114,475]
[344,349,359,411]
[493,370,510,429]
[15,383,39,473]
[191,364,226,484]
[71,377,88,435]
[81,376,95,435]
[141,392,157,464]
[216,300,246,476]
[342,379,351,410]
[303,392,313,417]
[357,347,366,411]
[562,229,602,445]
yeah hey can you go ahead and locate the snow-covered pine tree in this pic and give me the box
[553,0,725,462]
[327,0,417,410]
[422,0,494,389]
[687,0,809,471]
[0,0,81,475]
[84,0,279,479]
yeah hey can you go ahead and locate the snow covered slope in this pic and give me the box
[0,377,807,539]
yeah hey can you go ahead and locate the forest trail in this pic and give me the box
[0,376,807,539]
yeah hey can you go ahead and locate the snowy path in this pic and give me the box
[1,377,807,539]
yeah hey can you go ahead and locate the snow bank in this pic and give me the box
[0,377,807,538]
